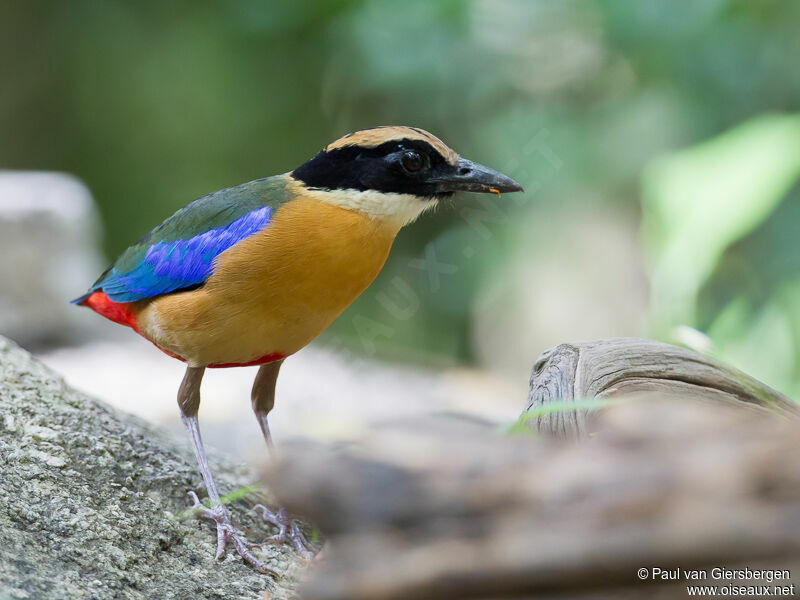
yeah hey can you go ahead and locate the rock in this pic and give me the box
[265,400,800,600]
[0,335,308,600]
[0,171,105,348]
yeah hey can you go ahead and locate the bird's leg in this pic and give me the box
[179,366,276,575]
[251,360,282,451]
[251,360,318,558]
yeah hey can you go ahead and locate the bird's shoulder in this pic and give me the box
[117,176,290,270]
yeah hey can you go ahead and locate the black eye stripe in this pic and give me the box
[293,138,452,197]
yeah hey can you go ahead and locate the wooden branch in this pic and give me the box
[525,337,800,439]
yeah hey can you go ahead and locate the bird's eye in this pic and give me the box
[401,151,424,172]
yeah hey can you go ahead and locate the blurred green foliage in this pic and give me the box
[644,115,800,395]
[1,0,799,395]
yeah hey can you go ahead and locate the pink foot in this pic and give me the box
[188,491,277,576]
[254,504,318,559]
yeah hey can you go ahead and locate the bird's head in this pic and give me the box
[290,126,523,229]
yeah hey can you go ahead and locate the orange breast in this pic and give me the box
[134,196,398,367]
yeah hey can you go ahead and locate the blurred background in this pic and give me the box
[1,0,799,454]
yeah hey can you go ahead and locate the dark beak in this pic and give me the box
[432,157,524,194]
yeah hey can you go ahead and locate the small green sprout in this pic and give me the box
[503,397,622,436]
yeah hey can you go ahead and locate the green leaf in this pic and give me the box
[642,114,800,331]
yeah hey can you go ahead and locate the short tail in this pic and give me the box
[71,290,139,330]
[70,291,93,305]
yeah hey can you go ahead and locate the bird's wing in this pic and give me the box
[74,176,290,303]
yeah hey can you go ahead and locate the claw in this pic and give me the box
[188,490,203,508]
[215,526,227,560]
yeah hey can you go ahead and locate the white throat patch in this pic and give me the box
[303,187,438,228]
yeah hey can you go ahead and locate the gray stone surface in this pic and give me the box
[0,171,105,347]
[0,335,307,600]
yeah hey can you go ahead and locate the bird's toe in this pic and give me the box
[254,503,319,559]
[187,492,278,576]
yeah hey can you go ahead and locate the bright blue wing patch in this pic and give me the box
[92,205,272,302]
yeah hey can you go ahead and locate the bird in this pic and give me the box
[72,126,523,573]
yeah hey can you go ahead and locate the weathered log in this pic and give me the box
[267,399,800,600]
[525,337,800,439]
